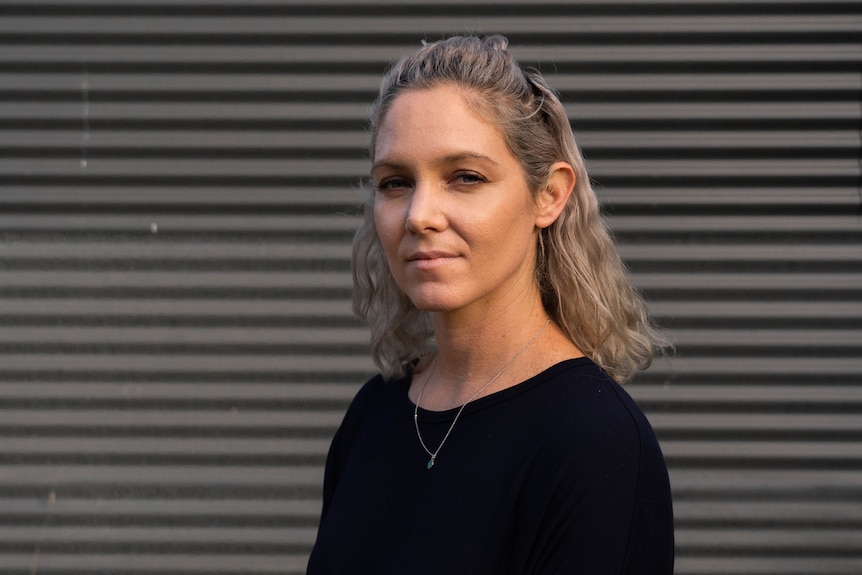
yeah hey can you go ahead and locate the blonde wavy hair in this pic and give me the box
[353,34,664,383]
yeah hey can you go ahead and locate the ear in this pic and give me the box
[534,161,575,229]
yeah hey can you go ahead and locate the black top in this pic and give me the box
[307,358,674,575]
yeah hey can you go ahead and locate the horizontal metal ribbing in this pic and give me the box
[1,2,860,574]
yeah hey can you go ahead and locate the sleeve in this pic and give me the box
[318,418,346,524]
[512,397,674,575]
[316,374,382,525]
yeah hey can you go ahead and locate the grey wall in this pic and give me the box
[1,1,861,573]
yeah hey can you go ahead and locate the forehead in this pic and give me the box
[373,85,511,162]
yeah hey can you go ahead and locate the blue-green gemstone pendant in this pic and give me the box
[427,458,435,469]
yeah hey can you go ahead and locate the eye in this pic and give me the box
[374,177,412,193]
[453,171,487,185]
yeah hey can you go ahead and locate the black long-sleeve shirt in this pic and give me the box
[307,357,674,574]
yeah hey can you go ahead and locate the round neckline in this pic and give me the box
[405,356,593,422]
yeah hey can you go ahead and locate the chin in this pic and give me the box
[408,298,452,313]
[405,289,463,313]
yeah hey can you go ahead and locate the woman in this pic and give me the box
[307,35,673,574]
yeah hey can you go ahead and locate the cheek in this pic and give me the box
[373,201,401,252]
[470,197,535,244]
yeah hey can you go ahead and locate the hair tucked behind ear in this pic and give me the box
[354,34,666,382]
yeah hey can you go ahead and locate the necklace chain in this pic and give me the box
[413,319,551,469]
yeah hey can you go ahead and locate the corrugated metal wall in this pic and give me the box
[1,1,860,573]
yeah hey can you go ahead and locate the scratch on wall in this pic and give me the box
[29,490,56,575]
[81,60,90,170]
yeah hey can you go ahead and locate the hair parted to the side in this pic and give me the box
[353,34,666,383]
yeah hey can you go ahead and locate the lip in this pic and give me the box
[406,250,459,270]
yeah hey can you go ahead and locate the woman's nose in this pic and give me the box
[405,182,444,233]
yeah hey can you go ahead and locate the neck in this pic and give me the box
[420,298,551,409]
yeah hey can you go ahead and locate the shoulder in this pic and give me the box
[526,358,649,435]
[335,369,411,435]
[340,371,395,419]
[322,371,404,483]
[519,358,665,477]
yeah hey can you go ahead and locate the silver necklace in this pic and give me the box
[413,319,551,469]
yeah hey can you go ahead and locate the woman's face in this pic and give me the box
[372,85,543,316]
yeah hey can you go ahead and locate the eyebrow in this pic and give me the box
[371,152,500,174]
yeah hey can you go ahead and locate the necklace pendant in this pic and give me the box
[427,457,435,469]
